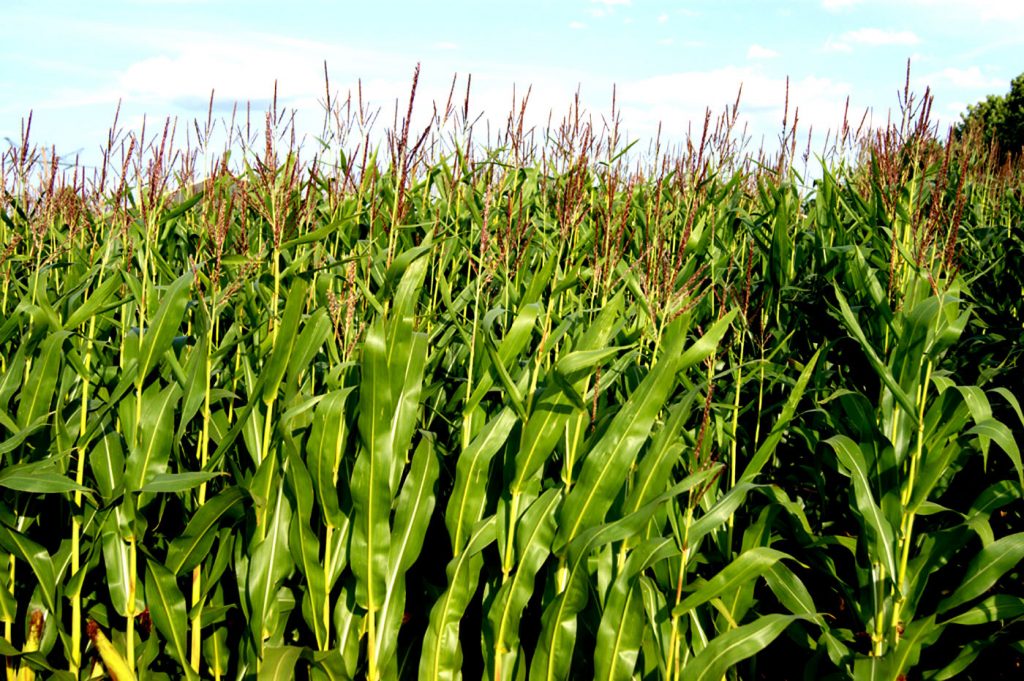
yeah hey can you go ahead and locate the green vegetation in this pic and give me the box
[0,74,1022,680]
[957,71,1024,160]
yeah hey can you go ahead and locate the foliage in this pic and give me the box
[957,72,1024,159]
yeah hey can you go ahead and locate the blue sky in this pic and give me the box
[3,0,1022,171]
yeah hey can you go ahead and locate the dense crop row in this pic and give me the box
[0,76,1022,679]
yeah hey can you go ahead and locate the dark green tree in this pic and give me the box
[957,72,1024,157]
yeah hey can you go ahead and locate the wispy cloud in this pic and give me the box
[908,0,1024,21]
[821,0,863,11]
[825,27,920,51]
[920,66,1006,90]
[823,37,854,53]
[657,13,669,24]
[618,67,855,148]
[569,20,587,30]
[590,0,630,5]
[433,41,458,51]
[844,28,920,45]
[747,44,779,59]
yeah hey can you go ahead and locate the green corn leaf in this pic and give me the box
[852,650,895,679]
[0,415,48,456]
[941,594,1024,626]
[306,388,353,528]
[332,586,363,680]
[175,330,210,442]
[677,309,737,372]
[739,347,820,483]
[101,514,134,616]
[285,307,332,399]
[124,381,182,493]
[0,343,27,412]
[419,516,496,681]
[687,481,756,549]
[384,239,432,307]
[556,314,691,549]
[0,457,90,494]
[0,576,15,626]
[285,445,330,648]
[261,278,308,404]
[486,489,562,681]
[64,271,122,330]
[15,329,68,429]
[89,431,125,505]
[479,325,527,421]
[247,476,294,653]
[351,319,393,613]
[446,406,517,554]
[890,615,943,678]
[165,487,246,575]
[938,532,1024,614]
[826,434,898,578]
[311,647,352,681]
[280,213,355,248]
[594,538,676,681]
[623,397,693,515]
[928,639,990,680]
[511,293,622,492]
[763,562,819,622]
[910,440,960,512]
[532,469,718,681]
[553,346,624,382]
[833,285,917,416]
[0,526,56,612]
[967,419,1023,486]
[138,471,224,493]
[384,327,427,494]
[159,186,205,223]
[258,646,306,681]
[682,614,804,681]
[992,387,1024,429]
[465,302,540,415]
[377,437,439,670]
[145,559,198,681]
[138,271,194,384]
[673,547,792,617]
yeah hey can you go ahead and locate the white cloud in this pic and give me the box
[823,38,853,53]
[591,0,630,5]
[841,28,920,45]
[433,41,458,51]
[821,0,863,10]
[117,39,358,105]
[617,67,856,152]
[821,27,919,54]
[974,0,1024,20]
[569,20,587,30]
[907,0,1024,21]
[657,13,669,23]
[821,0,1022,21]
[919,67,1006,90]
[658,38,674,46]
[747,44,779,59]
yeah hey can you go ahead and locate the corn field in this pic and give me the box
[1,72,1023,680]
